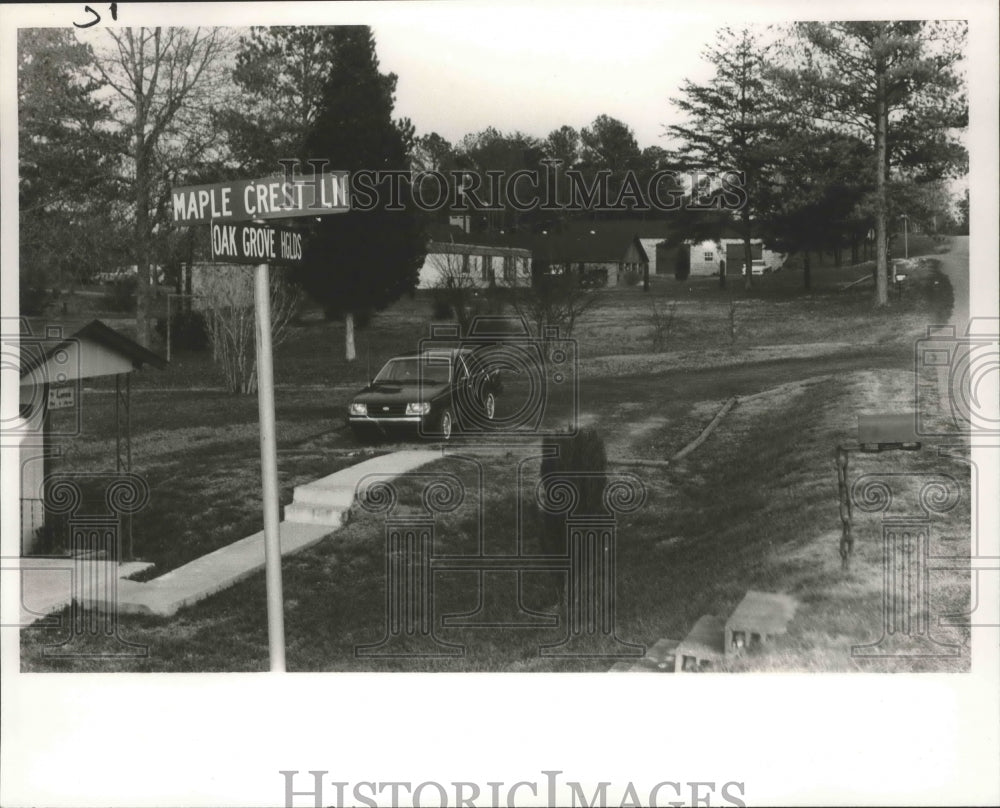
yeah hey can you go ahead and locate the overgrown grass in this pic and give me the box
[19,247,965,670]
[21,366,970,672]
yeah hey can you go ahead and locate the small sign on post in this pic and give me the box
[211,221,304,265]
[47,387,75,410]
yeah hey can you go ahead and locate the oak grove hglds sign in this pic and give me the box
[211,221,304,265]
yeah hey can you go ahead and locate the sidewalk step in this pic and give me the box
[283,502,348,527]
[288,485,357,509]
[17,449,444,621]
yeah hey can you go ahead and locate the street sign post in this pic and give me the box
[253,260,286,672]
[171,168,348,672]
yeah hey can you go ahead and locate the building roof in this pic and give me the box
[725,591,797,635]
[675,614,726,660]
[527,220,659,264]
[425,222,531,254]
[20,319,167,383]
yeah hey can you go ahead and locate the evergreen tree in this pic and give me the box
[293,27,426,360]
[668,26,785,291]
[18,29,125,311]
[780,21,967,306]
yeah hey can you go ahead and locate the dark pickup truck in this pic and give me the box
[347,348,500,441]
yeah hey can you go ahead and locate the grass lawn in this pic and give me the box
[20,245,971,671]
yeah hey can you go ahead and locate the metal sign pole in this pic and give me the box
[253,260,286,672]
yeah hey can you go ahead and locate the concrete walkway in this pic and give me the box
[8,558,153,627]
[16,449,441,621]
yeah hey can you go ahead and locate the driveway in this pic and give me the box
[928,235,970,331]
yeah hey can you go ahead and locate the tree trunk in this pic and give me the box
[743,232,753,291]
[874,62,889,307]
[345,311,356,361]
[803,250,811,291]
[134,137,152,347]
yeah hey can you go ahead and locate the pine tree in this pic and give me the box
[293,26,426,361]
[668,26,786,291]
[18,29,125,311]
[782,21,967,306]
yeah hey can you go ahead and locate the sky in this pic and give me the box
[371,8,722,150]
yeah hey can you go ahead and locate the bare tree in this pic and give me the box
[511,274,600,342]
[199,265,301,394]
[83,26,234,347]
[429,251,483,335]
[648,299,677,352]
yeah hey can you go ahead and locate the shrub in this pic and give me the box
[20,285,52,316]
[540,426,608,517]
[674,245,691,280]
[621,270,641,287]
[155,310,209,352]
[538,426,609,601]
[648,299,677,352]
[104,276,136,312]
[430,290,454,320]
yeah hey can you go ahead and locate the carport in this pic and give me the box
[18,319,166,556]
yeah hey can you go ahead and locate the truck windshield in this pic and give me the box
[374,356,451,384]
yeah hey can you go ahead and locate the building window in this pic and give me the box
[704,251,714,262]
[461,255,470,275]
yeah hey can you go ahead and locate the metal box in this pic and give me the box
[857,412,921,451]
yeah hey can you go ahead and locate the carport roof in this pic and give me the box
[20,319,167,383]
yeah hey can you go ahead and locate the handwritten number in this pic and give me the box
[73,5,100,28]
[73,3,118,28]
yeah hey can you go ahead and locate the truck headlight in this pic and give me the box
[406,402,431,415]
[349,402,367,416]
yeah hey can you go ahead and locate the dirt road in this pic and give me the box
[927,235,969,331]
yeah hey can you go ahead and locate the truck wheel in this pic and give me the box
[438,408,453,440]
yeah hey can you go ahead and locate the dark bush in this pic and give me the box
[155,310,209,352]
[538,427,609,601]
[674,245,691,280]
[430,290,453,320]
[540,427,609,524]
[103,276,136,312]
[621,270,641,287]
[20,285,52,316]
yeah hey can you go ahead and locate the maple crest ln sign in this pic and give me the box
[171,171,349,224]
[211,221,304,265]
